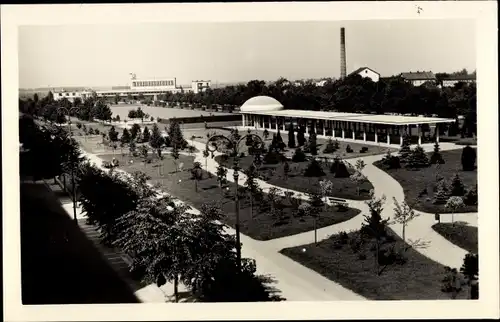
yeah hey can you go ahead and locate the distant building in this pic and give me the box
[348,67,380,82]
[53,90,85,102]
[400,71,437,86]
[191,80,211,94]
[441,74,476,87]
[131,77,177,91]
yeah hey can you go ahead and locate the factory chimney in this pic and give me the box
[340,27,347,79]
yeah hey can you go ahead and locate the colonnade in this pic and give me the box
[241,114,441,146]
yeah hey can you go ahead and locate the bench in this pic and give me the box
[328,197,348,208]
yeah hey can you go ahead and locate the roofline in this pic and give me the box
[348,67,381,77]
[240,110,455,125]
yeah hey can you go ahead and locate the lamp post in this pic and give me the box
[58,106,80,223]
[205,132,264,272]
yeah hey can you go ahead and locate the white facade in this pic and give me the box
[53,91,86,102]
[131,77,177,91]
[191,80,211,94]
[353,68,380,82]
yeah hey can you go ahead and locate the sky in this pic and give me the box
[18,19,476,89]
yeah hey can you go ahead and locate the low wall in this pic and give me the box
[158,114,241,125]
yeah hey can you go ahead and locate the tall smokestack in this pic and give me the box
[340,27,346,79]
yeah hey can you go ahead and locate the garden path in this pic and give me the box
[187,139,478,269]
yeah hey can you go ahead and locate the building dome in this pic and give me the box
[240,96,284,112]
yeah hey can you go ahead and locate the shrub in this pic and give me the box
[360,147,369,153]
[464,184,478,206]
[338,231,349,244]
[399,134,412,162]
[433,180,451,205]
[345,145,353,153]
[292,148,307,162]
[450,173,466,196]
[263,151,283,165]
[297,127,306,146]
[304,159,325,177]
[323,138,336,154]
[380,151,401,169]
[461,145,476,171]
[405,146,430,169]
[330,158,350,178]
[357,253,367,260]
[430,141,445,164]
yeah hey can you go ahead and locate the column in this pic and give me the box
[436,124,440,143]
[275,117,278,131]
[332,121,336,138]
[342,123,345,139]
[283,118,286,131]
[417,124,422,145]
[387,133,390,145]
[306,120,310,135]
[352,123,356,140]
[375,131,378,143]
[322,120,326,136]
[363,128,367,142]
[400,126,403,146]
[242,114,246,127]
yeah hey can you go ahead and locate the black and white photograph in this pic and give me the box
[2,2,499,321]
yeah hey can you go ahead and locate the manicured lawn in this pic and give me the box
[374,149,477,213]
[280,229,469,300]
[432,223,478,254]
[215,155,374,201]
[100,153,361,241]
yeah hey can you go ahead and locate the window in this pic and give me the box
[59,93,62,96]
[133,82,136,87]
[73,93,76,96]
[65,93,69,96]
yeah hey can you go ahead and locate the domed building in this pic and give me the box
[239,95,455,146]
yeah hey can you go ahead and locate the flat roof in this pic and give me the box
[240,109,455,125]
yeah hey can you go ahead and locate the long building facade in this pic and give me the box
[240,96,455,146]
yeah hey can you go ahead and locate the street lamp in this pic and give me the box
[58,106,80,223]
[205,132,264,272]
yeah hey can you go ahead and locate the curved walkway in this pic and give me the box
[188,139,478,269]
[81,147,366,301]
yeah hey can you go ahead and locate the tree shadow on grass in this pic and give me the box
[256,274,286,301]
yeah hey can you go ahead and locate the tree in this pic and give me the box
[128,109,137,119]
[391,198,419,245]
[149,123,164,158]
[445,196,465,225]
[140,145,149,163]
[216,163,228,195]
[296,126,306,146]
[399,133,412,163]
[263,129,269,140]
[142,126,150,143]
[113,195,193,302]
[130,123,141,140]
[461,145,476,171]
[168,119,187,150]
[190,161,203,192]
[433,179,451,205]
[202,148,210,173]
[114,94,120,105]
[330,157,350,178]
[92,100,112,122]
[362,190,390,275]
[323,137,336,154]
[350,171,367,196]
[355,159,366,172]
[120,128,131,144]
[460,253,479,299]
[304,159,325,177]
[430,141,445,164]
[318,179,333,208]
[464,184,478,206]
[450,173,466,196]
[406,146,430,169]
[288,123,296,148]
[275,129,286,151]
[308,125,318,156]
[108,126,119,143]
[291,147,306,162]
[283,162,290,179]
[128,140,137,157]
[171,145,180,172]
[244,164,261,218]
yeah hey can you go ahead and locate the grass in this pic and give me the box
[20,182,140,304]
[373,149,477,213]
[100,153,361,241]
[109,105,232,121]
[432,223,478,254]
[280,229,469,300]
[215,155,374,201]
